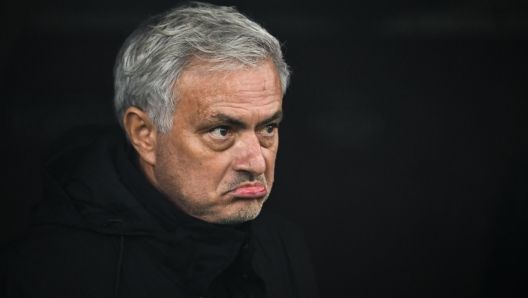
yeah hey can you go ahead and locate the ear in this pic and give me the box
[123,107,157,166]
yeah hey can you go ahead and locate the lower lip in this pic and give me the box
[231,185,267,198]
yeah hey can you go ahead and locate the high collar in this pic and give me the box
[116,137,251,237]
[114,132,256,294]
[36,127,258,295]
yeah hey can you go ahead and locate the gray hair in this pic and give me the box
[114,2,290,133]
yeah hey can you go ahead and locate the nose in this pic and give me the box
[232,133,266,175]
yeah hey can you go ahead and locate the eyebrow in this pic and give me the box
[258,111,284,126]
[210,111,283,129]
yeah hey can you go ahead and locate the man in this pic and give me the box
[1,2,318,298]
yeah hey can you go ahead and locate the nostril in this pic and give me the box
[235,171,257,182]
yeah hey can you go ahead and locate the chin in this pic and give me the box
[213,200,264,225]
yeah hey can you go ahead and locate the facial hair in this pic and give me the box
[171,171,270,225]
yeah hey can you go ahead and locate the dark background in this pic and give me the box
[1,0,527,297]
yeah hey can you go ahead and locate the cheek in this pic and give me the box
[263,149,278,180]
[179,145,235,190]
[155,137,197,183]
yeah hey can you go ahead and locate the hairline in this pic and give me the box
[114,2,290,134]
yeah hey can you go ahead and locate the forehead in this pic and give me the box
[173,60,283,116]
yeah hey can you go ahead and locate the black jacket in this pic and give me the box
[1,127,318,298]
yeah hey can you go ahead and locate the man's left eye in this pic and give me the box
[260,124,277,136]
[209,126,231,138]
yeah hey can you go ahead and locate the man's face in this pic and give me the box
[151,60,283,224]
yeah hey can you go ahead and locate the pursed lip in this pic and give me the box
[229,182,267,198]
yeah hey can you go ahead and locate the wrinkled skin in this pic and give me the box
[149,60,283,224]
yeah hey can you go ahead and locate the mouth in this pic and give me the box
[229,182,267,199]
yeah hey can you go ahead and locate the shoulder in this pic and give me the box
[3,225,117,265]
[1,225,118,297]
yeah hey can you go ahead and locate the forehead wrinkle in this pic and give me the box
[205,112,246,128]
[179,63,279,95]
[202,100,281,127]
[229,73,270,92]
[174,60,282,119]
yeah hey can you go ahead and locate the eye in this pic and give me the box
[209,126,231,139]
[259,124,277,137]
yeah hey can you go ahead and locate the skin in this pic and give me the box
[123,60,283,224]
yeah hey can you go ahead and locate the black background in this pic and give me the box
[1,0,527,297]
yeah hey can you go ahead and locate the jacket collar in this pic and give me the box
[36,127,259,295]
[116,134,256,294]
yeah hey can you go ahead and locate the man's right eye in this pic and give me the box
[209,126,231,139]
